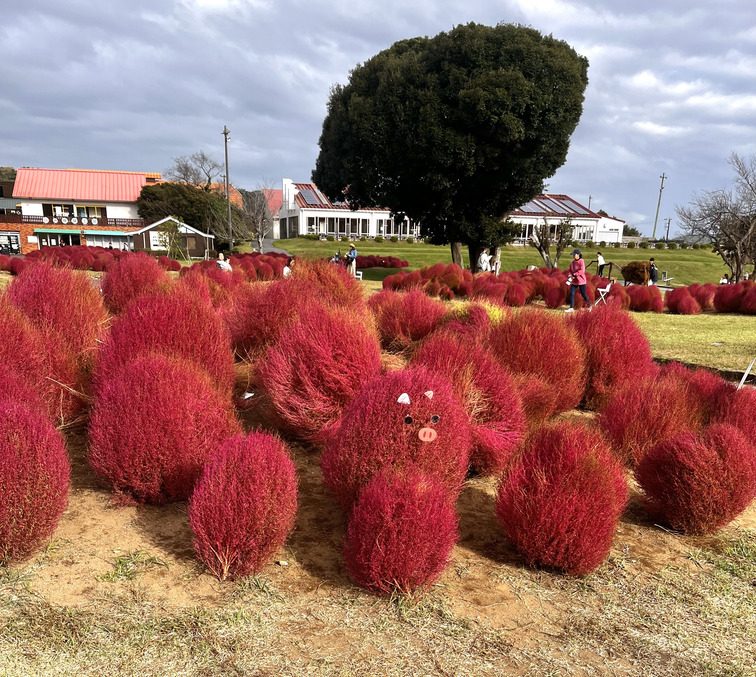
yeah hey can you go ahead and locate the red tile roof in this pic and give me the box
[263,188,282,216]
[12,168,161,203]
[209,182,244,208]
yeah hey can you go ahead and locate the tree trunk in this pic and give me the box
[468,243,483,273]
[492,246,502,275]
[450,241,464,267]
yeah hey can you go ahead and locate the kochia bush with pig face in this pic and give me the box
[321,367,472,510]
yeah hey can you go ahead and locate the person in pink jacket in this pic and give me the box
[566,250,590,312]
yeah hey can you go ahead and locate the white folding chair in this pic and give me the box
[595,282,612,306]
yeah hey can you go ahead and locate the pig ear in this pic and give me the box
[424,390,434,400]
[397,393,411,405]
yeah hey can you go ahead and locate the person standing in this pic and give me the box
[216,251,232,272]
[648,257,659,285]
[346,244,358,277]
[566,250,590,312]
[477,247,492,272]
[596,251,606,277]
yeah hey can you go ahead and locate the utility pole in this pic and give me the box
[651,172,667,240]
[588,194,592,210]
[222,125,232,249]
[664,217,672,242]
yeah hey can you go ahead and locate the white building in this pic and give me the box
[278,179,417,240]
[509,194,625,244]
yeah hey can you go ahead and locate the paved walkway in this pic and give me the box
[261,238,289,255]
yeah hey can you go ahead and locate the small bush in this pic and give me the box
[189,432,298,580]
[102,253,171,313]
[667,242,678,250]
[0,401,70,563]
[88,353,240,504]
[627,241,636,249]
[406,237,415,244]
[487,309,586,421]
[7,262,107,359]
[639,241,648,249]
[636,424,756,535]
[368,290,447,352]
[326,235,335,242]
[692,243,700,249]
[341,236,349,243]
[496,422,627,575]
[374,236,384,243]
[711,386,756,442]
[613,242,621,248]
[714,283,746,313]
[626,285,663,312]
[321,367,472,510]
[665,287,702,315]
[569,304,656,409]
[259,305,382,442]
[95,288,235,396]
[599,374,706,466]
[390,236,399,243]
[412,332,525,475]
[344,470,458,594]
[620,261,648,285]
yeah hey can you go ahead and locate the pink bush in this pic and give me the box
[88,353,240,504]
[344,470,458,594]
[102,253,171,313]
[713,283,746,313]
[321,367,472,510]
[626,285,664,313]
[0,401,70,563]
[259,305,382,442]
[368,290,447,351]
[711,386,756,443]
[665,287,701,315]
[496,422,628,575]
[189,432,298,580]
[412,332,525,475]
[636,424,756,534]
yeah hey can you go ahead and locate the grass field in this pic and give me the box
[275,238,732,286]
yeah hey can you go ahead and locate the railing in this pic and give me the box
[0,213,144,228]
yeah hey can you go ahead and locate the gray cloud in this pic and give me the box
[1,0,754,234]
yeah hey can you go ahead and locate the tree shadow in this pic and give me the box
[133,502,196,562]
[456,479,523,567]
[64,428,104,492]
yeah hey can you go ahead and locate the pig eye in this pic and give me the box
[404,415,414,425]
[430,414,441,424]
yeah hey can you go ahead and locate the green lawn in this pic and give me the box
[274,238,730,286]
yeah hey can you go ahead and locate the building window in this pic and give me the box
[308,217,316,233]
[327,217,335,234]
[361,219,369,235]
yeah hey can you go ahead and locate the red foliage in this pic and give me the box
[259,305,382,442]
[598,374,706,467]
[88,353,240,504]
[189,432,298,580]
[0,300,83,423]
[356,254,409,269]
[741,285,756,314]
[0,401,70,563]
[570,304,656,409]
[435,302,492,341]
[665,287,701,314]
[711,386,756,443]
[289,258,366,310]
[7,262,107,358]
[626,285,664,312]
[321,367,472,510]
[496,422,628,575]
[487,309,586,420]
[0,254,10,271]
[9,257,31,276]
[102,253,171,313]
[95,288,235,396]
[368,290,447,351]
[659,361,733,415]
[636,424,756,535]
[713,283,746,313]
[412,332,525,475]
[157,255,182,272]
[688,283,716,311]
[344,470,458,594]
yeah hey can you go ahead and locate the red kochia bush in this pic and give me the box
[88,354,240,504]
[321,367,472,510]
[368,290,447,352]
[599,375,706,467]
[711,386,756,443]
[7,262,107,358]
[0,300,82,423]
[344,470,458,594]
[713,283,746,313]
[665,287,701,315]
[487,309,586,421]
[95,288,235,396]
[101,253,171,313]
[292,259,366,310]
[259,305,382,442]
[412,332,525,475]
[636,424,756,535]
[189,432,298,580]
[436,302,493,340]
[0,401,70,563]
[496,422,628,576]
[626,285,663,312]
[570,304,656,409]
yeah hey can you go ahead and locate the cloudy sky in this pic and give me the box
[1,0,754,235]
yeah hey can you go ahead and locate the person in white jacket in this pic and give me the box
[477,248,492,272]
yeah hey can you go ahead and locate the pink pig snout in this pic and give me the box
[418,427,437,443]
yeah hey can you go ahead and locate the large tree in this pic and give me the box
[313,22,588,267]
[239,185,276,253]
[677,153,756,281]
[166,151,223,191]
[137,182,251,247]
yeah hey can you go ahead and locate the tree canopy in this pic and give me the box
[137,182,251,246]
[313,22,588,262]
[677,153,756,280]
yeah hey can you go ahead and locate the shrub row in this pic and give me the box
[356,255,409,270]
[666,280,755,315]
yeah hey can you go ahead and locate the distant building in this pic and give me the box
[277,179,417,240]
[0,167,160,253]
[509,194,625,244]
[129,216,214,259]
